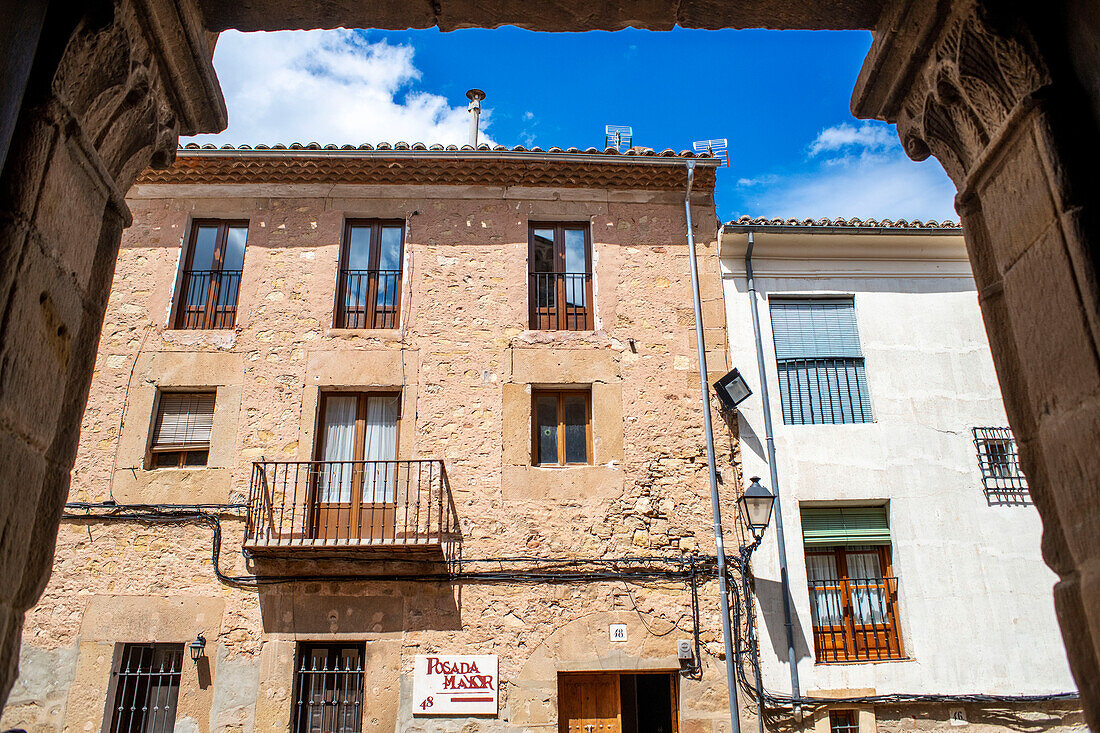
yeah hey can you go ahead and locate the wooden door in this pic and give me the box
[559,673,621,733]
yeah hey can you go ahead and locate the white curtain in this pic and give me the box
[806,554,842,626]
[362,395,399,502]
[319,396,357,502]
[846,551,886,624]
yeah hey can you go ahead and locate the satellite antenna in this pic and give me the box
[692,138,730,167]
[605,125,633,152]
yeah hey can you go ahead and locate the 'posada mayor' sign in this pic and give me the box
[413,654,499,716]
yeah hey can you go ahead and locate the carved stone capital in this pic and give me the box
[853,0,1049,187]
[49,0,225,192]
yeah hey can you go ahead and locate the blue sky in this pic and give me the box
[187,28,957,223]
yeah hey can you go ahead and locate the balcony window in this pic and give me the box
[311,392,399,540]
[973,426,1029,502]
[801,506,904,663]
[175,220,247,329]
[529,223,593,330]
[149,392,215,468]
[294,643,364,733]
[106,643,183,732]
[335,220,404,329]
[533,389,592,465]
[770,298,872,424]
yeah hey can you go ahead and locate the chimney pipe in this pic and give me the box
[466,88,486,147]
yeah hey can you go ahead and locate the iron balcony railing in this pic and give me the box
[245,459,459,556]
[176,269,242,329]
[335,269,401,328]
[808,576,905,663]
[529,271,592,330]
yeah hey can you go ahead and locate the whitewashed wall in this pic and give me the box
[719,229,1075,697]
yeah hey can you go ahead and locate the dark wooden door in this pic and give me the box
[559,673,621,733]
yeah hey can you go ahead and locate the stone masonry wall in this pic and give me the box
[2,178,748,733]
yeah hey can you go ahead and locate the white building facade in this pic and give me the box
[719,219,1080,731]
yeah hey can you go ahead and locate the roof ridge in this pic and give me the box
[177,142,713,158]
[726,215,961,230]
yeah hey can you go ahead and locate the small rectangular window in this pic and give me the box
[149,392,215,468]
[770,298,872,425]
[335,220,405,329]
[175,220,247,329]
[106,643,183,732]
[528,223,593,330]
[973,426,1029,501]
[532,389,592,465]
[294,643,365,733]
[830,710,859,733]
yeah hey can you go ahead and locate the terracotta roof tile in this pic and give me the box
[177,142,713,159]
[140,144,719,191]
[726,215,960,230]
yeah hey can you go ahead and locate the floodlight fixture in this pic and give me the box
[714,368,752,411]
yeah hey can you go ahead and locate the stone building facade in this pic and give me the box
[1,146,745,732]
[720,220,1084,733]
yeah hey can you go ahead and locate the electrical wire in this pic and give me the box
[60,501,1078,707]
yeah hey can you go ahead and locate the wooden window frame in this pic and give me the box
[527,222,594,331]
[309,391,402,541]
[173,219,248,330]
[147,391,215,469]
[805,544,905,663]
[334,219,405,329]
[532,389,593,466]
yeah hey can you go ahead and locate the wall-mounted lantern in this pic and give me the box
[189,633,206,662]
[713,368,752,412]
[738,477,775,540]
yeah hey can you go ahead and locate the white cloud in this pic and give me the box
[808,122,895,157]
[730,119,958,222]
[185,30,491,147]
[737,153,958,222]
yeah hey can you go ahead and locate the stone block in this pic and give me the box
[977,126,1058,274]
[1001,226,1100,416]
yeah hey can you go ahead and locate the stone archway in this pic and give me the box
[1,0,1098,726]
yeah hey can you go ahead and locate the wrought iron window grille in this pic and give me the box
[107,643,183,733]
[293,643,365,733]
[973,426,1030,505]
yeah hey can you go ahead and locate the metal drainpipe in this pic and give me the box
[744,231,802,712]
[683,161,742,733]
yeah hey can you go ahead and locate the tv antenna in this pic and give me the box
[605,125,633,152]
[692,138,729,167]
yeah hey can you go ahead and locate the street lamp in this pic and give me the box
[189,633,206,662]
[713,368,752,412]
[739,477,775,540]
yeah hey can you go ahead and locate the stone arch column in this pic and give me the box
[0,0,224,703]
[855,1,1100,726]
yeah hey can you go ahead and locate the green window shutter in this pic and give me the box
[801,506,890,546]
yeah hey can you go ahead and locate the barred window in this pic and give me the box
[105,643,183,732]
[770,298,872,425]
[830,710,859,733]
[974,426,1029,502]
[149,392,215,468]
[294,643,365,733]
[334,220,404,329]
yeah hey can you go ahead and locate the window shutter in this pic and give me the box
[770,299,863,360]
[801,506,890,546]
[153,393,215,449]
